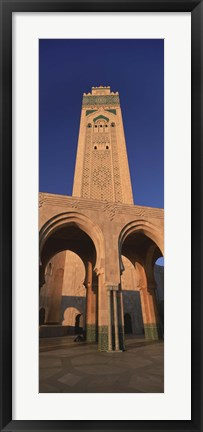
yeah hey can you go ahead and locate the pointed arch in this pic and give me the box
[119,220,164,256]
[39,211,105,276]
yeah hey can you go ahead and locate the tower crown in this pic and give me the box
[83,86,119,107]
[73,87,133,204]
[91,86,111,95]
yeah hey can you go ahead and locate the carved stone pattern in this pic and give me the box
[82,95,120,106]
[103,202,118,220]
[40,194,164,219]
[91,147,113,201]
[39,193,46,208]
[111,127,123,203]
[93,133,110,145]
[81,128,92,198]
[71,200,80,208]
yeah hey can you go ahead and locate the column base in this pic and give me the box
[144,323,163,340]
[112,324,125,351]
[86,324,97,343]
[98,325,108,351]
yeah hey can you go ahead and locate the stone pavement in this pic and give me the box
[39,335,164,393]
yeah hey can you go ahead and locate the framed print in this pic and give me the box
[0,1,202,431]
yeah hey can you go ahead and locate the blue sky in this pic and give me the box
[39,39,164,208]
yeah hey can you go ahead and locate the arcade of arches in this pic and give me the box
[39,86,164,352]
[39,203,164,351]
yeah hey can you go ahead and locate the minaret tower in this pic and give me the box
[72,86,134,204]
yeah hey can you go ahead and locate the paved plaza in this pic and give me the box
[39,336,164,393]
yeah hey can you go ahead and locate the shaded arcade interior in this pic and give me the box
[39,222,164,349]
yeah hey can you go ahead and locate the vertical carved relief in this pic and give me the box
[111,125,123,203]
[81,126,92,198]
[91,131,113,201]
[81,112,123,203]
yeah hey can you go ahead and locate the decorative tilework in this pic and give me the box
[93,115,109,123]
[144,324,162,340]
[106,109,116,115]
[81,126,92,198]
[83,95,120,106]
[86,109,97,116]
[98,325,108,351]
[111,126,123,203]
[86,324,97,342]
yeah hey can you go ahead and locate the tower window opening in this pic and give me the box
[87,123,92,128]
[94,146,97,150]
[95,125,97,128]
[100,125,103,128]
[111,122,115,127]
[105,125,108,128]
[106,146,109,150]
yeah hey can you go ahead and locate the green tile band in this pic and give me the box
[86,324,97,342]
[98,325,108,351]
[83,95,120,106]
[144,323,163,340]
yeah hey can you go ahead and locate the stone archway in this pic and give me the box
[75,313,83,334]
[119,220,164,261]
[39,211,105,281]
[39,213,105,346]
[121,255,144,335]
[119,220,164,341]
[62,306,83,334]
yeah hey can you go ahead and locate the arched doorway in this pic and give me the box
[124,313,132,334]
[121,255,144,335]
[75,314,83,334]
[119,221,164,341]
[62,306,83,334]
[39,219,99,342]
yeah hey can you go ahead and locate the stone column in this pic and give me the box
[107,289,112,351]
[97,271,109,351]
[113,289,120,351]
[140,284,162,340]
[98,279,124,352]
[118,288,125,351]
[85,261,97,342]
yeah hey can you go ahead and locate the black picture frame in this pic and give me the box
[0,1,202,431]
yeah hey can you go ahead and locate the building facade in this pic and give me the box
[39,86,164,351]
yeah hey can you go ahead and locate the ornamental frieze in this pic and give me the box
[82,95,120,106]
[103,202,118,221]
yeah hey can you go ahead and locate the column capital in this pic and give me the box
[94,266,104,276]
